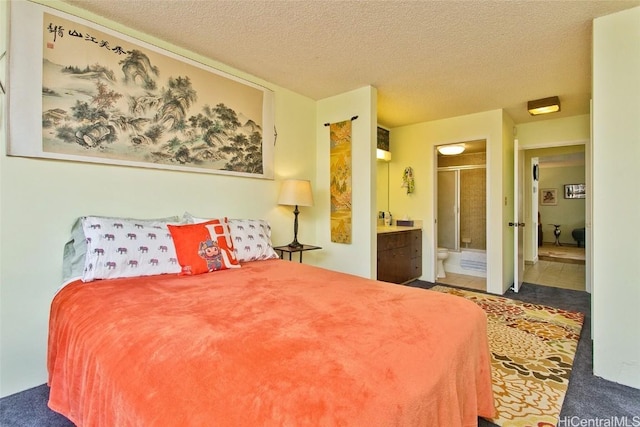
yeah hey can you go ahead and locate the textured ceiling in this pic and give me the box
[60,0,640,127]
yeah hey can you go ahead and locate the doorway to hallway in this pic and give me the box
[519,143,589,293]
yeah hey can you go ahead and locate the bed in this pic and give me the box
[48,216,494,426]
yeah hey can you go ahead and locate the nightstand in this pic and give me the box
[273,244,321,263]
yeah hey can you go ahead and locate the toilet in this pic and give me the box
[436,248,449,279]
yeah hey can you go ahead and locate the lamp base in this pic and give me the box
[288,205,303,248]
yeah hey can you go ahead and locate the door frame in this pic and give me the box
[515,139,591,294]
[512,139,525,292]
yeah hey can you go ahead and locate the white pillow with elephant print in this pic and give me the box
[227,219,279,262]
[81,216,181,282]
[182,214,278,263]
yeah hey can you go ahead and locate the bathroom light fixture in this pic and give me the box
[437,145,465,155]
[527,96,561,115]
[277,179,314,248]
[376,148,391,162]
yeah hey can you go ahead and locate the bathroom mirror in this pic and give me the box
[376,160,390,215]
[376,126,391,218]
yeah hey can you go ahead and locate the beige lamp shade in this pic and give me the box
[278,179,314,207]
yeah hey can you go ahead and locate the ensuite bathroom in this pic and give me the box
[435,140,487,290]
[376,127,487,289]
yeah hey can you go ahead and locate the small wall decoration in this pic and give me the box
[401,167,415,194]
[540,188,558,206]
[564,184,585,199]
[329,120,352,244]
[7,2,275,179]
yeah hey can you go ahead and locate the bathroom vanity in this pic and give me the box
[377,226,422,284]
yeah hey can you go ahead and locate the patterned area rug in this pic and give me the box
[430,285,584,427]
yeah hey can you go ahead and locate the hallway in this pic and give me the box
[524,243,586,291]
[523,259,585,291]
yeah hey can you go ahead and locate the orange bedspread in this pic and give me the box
[48,259,494,426]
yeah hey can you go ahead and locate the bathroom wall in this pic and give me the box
[460,168,487,250]
[390,109,507,293]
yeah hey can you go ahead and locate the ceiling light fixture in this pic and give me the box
[527,96,561,116]
[437,145,465,155]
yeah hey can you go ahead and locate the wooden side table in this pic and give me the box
[273,244,321,263]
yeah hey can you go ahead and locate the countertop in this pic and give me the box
[377,222,423,234]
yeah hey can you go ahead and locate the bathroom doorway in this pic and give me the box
[435,140,487,291]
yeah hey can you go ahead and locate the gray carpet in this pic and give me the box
[409,280,640,426]
[1,282,638,426]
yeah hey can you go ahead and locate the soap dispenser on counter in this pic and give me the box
[382,211,392,226]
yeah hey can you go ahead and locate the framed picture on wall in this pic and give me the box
[564,184,586,199]
[540,188,558,206]
[7,1,275,179]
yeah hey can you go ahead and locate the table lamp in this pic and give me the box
[278,179,314,248]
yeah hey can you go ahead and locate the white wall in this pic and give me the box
[316,86,377,279]
[592,6,640,389]
[518,115,591,146]
[389,109,509,294]
[0,1,317,397]
[501,111,515,293]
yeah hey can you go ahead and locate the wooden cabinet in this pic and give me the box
[409,230,422,280]
[377,229,422,284]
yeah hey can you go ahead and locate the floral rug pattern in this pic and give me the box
[430,285,584,427]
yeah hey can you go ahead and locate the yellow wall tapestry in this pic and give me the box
[329,120,352,244]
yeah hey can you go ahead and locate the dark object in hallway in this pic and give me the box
[538,212,543,247]
[572,227,586,247]
[551,224,562,246]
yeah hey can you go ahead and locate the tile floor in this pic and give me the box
[436,272,486,292]
[523,259,586,291]
[436,257,586,292]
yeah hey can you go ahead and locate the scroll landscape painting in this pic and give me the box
[8,2,275,179]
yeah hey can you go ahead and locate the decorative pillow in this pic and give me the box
[227,219,279,262]
[63,215,181,283]
[181,212,209,224]
[81,217,182,282]
[182,213,279,263]
[168,219,240,275]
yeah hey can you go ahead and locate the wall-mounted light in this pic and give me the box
[437,145,465,155]
[528,96,561,116]
[376,148,392,162]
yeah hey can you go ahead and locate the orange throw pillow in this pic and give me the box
[168,219,240,275]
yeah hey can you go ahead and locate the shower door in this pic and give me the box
[437,170,459,251]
